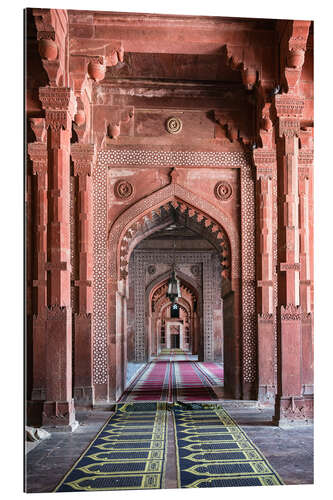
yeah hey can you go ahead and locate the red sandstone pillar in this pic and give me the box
[274,94,313,424]
[39,86,77,430]
[299,168,314,395]
[254,150,276,404]
[71,144,95,405]
[28,137,48,404]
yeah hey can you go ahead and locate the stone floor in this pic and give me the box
[226,406,314,485]
[25,404,313,492]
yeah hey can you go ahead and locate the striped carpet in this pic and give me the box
[55,403,168,492]
[54,402,283,492]
[120,360,223,402]
[173,402,284,488]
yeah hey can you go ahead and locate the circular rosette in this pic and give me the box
[166,117,183,134]
[214,181,233,201]
[114,180,135,200]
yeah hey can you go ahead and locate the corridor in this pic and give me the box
[121,350,224,402]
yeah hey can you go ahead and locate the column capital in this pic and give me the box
[274,94,305,118]
[39,87,77,130]
[71,143,96,176]
[278,117,301,138]
[28,143,47,175]
[253,150,276,179]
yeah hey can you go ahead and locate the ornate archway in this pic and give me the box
[108,182,239,283]
[106,181,242,400]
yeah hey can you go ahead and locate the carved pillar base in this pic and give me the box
[273,394,314,426]
[45,306,73,401]
[41,306,77,429]
[257,315,276,404]
[280,314,302,395]
[273,306,307,424]
[42,400,78,432]
[302,313,313,393]
[31,315,47,400]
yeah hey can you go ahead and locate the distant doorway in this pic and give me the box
[171,334,180,349]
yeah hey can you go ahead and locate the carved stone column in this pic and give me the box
[71,144,95,405]
[28,128,48,412]
[274,94,313,424]
[253,150,276,403]
[39,86,77,430]
[299,153,314,395]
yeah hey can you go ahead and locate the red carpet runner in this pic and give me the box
[120,360,223,402]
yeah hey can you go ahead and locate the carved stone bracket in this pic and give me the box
[213,110,250,144]
[32,9,68,86]
[39,87,76,111]
[30,118,47,143]
[277,20,311,93]
[225,45,258,90]
[106,107,134,140]
[69,39,124,89]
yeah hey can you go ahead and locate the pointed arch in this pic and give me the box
[107,182,240,286]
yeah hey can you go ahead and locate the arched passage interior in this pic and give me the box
[107,195,240,400]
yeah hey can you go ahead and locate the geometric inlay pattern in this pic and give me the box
[240,163,257,383]
[99,147,249,168]
[92,158,108,384]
